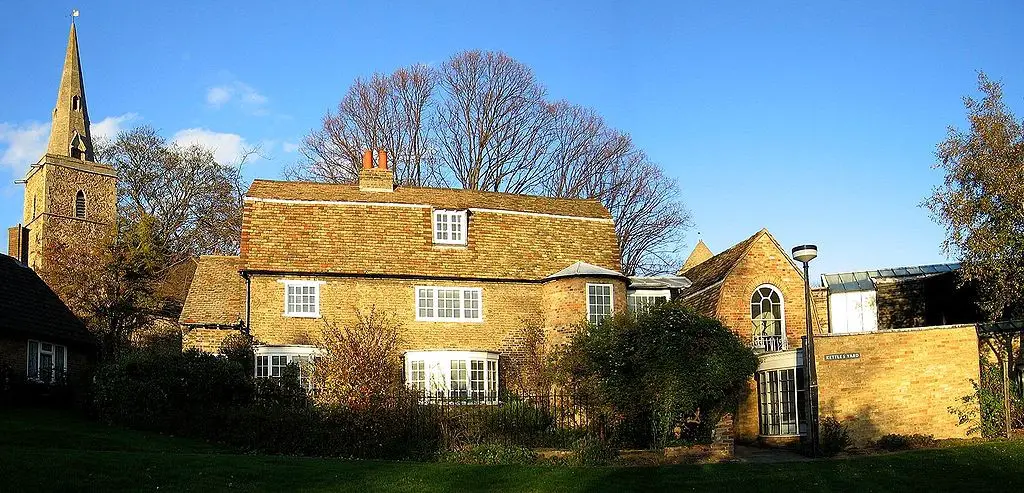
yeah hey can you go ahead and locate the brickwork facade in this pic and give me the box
[814,324,980,445]
[184,170,627,386]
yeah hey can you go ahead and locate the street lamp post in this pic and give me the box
[792,244,819,457]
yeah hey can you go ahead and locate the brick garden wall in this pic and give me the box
[814,324,980,445]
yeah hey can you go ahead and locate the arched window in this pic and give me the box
[74,190,86,219]
[72,96,81,111]
[751,284,785,352]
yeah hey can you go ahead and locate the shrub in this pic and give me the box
[309,308,406,410]
[544,436,619,466]
[874,433,937,451]
[92,348,253,431]
[949,359,1024,438]
[554,303,759,448]
[819,416,851,456]
[441,441,538,465]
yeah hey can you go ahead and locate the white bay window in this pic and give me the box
[416,286,483,322]
[405,350,499,402]
[255,345,318,389]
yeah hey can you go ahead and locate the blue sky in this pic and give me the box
[1,1,1022,279]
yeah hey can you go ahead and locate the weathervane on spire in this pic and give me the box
[71,9,80,24]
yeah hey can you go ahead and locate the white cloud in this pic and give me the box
[90,113,139,142]
[282,141,300,153]
[0,121,49,175]
[172,127,254,166]
[205,80,268,113]
[206,86,232,107]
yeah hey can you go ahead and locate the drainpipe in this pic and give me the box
[242,271,252,337]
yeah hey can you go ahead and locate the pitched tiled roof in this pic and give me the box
[681,240,713,272]
[675,230,764,316]
[0,254,94,346]
[179,256,245,326]
[154,257,198,315]
[247,180,612,219]
[241,180,622,280]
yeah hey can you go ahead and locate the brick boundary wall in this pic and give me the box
[814,324,980,446]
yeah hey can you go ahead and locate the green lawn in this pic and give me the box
[1,409,1022,492]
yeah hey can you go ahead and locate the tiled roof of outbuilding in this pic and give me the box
[179,256,245,327]
[247,180,612,219]
[0,254,94,346]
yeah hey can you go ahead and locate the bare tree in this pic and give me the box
[294,51,692,275]
[98,126,246,263]
[540,103,691,275]
[289,65,439,186]
[437,51,556,193]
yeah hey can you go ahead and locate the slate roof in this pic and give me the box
[546,261,626,280]
[821,263,961,293]
[179,255,245,326]
[0,254,94,346]
[247,179,612,219]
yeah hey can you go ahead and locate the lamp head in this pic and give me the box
[792,244,818,264]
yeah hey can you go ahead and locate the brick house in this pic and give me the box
[674,229,820,443]
[0,253,96,392]
[181,151,628,396]
[813,263,985,445]
[676,231,985,445]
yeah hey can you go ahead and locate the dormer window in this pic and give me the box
[433,210,467,245]
[74,190,86,219]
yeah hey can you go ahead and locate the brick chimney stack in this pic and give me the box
[358,149,395,192]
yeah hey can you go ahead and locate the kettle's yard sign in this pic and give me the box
[824,352,861,361]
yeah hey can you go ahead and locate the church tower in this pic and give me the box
[7,22,117,270]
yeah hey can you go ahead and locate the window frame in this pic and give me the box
[432,209,468,246]
[751,283,786,351]
[414,286,484,322]
[74,190,86,219]
[586,283,614,324]
[627,288,670,315]
[254,345,318,389]
[26,339,68,384]
[280,280,324,318]
[756,367,805,437]
[404,350,499,403]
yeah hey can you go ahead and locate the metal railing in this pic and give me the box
[752,333,788,353]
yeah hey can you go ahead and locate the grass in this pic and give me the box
[1,409,1023,492]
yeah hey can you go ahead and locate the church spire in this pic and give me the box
[46,22,93,161]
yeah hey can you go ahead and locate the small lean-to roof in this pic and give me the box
[822,263,961,294]
[179,255,245,326]
[547,261,626,280]
[0,254,94,347]
[628,275,693,290]
[246,179,612,219]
